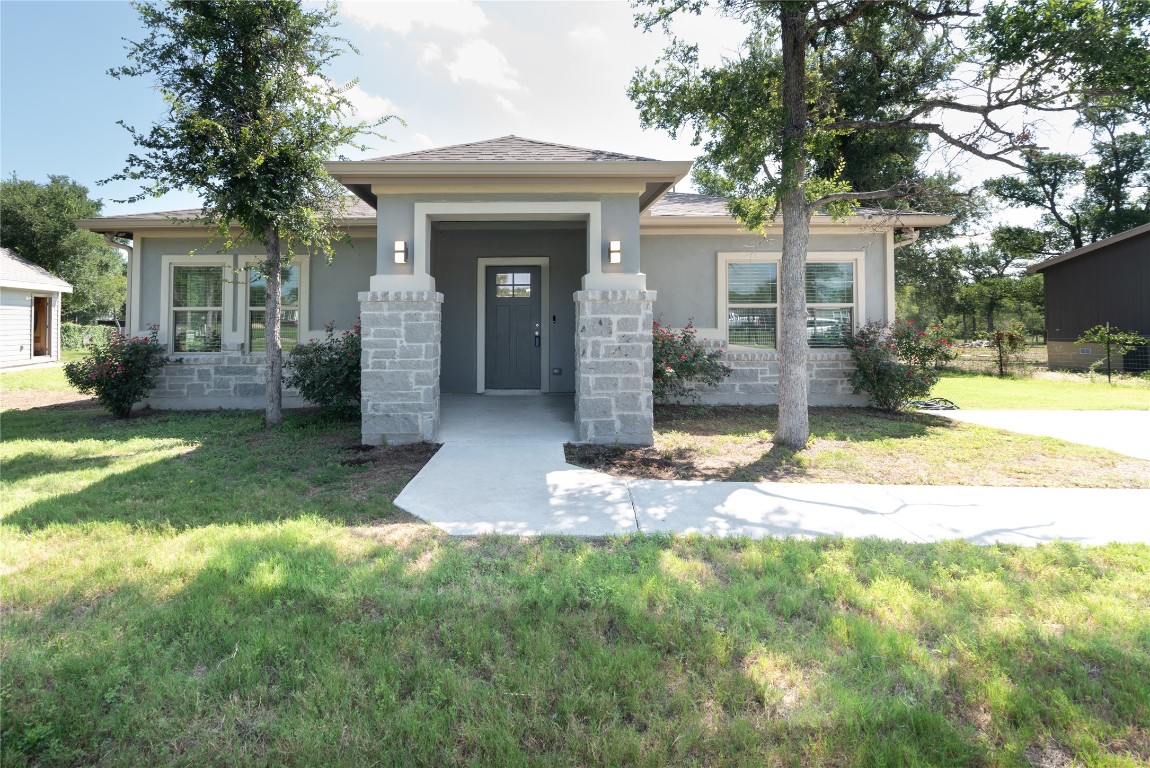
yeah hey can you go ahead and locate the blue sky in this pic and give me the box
[1,0,1087,223]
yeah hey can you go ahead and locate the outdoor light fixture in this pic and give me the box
[608,240,622,264]
[393,240,407,264]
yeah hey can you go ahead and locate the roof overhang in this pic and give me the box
[1027,222,1150,274]
[0,278,73,293]
[73,216,376,238]
[639,211,953,234]
[325,159,694,213]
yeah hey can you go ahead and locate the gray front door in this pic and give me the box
[485,266,541,389]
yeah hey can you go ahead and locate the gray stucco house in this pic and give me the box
[0,247,73,368]
[76,136,947,445]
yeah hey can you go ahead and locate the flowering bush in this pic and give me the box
[63,326,168,418]
[984,326,1028,377]
[652,320,731,403]
[286,321,361,417]
[843,320,955,411]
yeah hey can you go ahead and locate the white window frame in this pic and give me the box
[160,254,234,355]
[716,251,865,351]
[240,256,310,355]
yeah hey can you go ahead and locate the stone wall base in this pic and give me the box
[692,344,865,406]
[359,290,443,445]
[574,289,656,445]
[145,354,305,410]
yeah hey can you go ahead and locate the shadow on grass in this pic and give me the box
[5,530,1148,766]
[1,406,431,533]
[656,404,956,442]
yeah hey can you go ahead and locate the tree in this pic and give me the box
[108,0,391,426]
[630,0,1150,446]
[985,112,1150,254]
[0,175,126,323]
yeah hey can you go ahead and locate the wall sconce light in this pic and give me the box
[393,240,407,264]
[608,240,622,264]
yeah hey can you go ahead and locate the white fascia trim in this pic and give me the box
[160,253,237,353]
[475,257,551,394]
[0,280,71,293]
[716,251,865,350]
[414,201,602,282]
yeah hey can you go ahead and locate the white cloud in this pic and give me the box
[338,1,488,36]
[344,84,403,122]
[493,94,525,118]
[568,23,606,44]
[418,42,443,66]
[446,39,524,92]
[412,133,436,148]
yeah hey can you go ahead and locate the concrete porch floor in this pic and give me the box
[395,395,1150,544]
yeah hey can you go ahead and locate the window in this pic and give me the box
[722,255,858,349]
[805,262,854,348]
[247,265,300,352]
[495,272,532,298]
[172,265,223,352]
[727,262,777,348]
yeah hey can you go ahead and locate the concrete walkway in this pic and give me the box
[935,409,1150,461]
[396,395,1150,545]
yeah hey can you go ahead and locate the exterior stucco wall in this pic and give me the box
[432,226,584,394]
[640,231,890,335]
[135,234,376,344]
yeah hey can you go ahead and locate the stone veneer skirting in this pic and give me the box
[359,290,443,445]
[685,340,865,406]
[144,354,304,409]
[574,289,656,444]
[1047,340,1126,372]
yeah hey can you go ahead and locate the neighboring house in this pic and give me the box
[76,136,948,445]
[0,247,73,368]
[1027,222,1150,373]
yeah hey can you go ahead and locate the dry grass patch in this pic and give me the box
[566,405,1150,488]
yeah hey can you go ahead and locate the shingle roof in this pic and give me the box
[0,247,73,291]
[85,198,377,224]
[646,192,731,217]
[371,135,655,163]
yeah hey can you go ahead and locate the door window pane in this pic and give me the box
[495,272,531,299]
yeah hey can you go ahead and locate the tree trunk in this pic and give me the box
[774,4,811,448]
[986,302,995,333]
[264,224,283,427]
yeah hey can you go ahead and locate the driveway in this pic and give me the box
[936,409,1150,460]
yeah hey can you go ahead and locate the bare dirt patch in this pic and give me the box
[336,442,440,504]
[1,389,97,411]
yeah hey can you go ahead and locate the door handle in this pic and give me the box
[534,331,541,348]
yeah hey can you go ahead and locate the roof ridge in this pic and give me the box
[369,135,655,162]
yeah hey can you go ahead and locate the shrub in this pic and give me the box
[286,321,361,417]
[984,326,1028,377]
[652,320,731,404]
[1076,324,1147,383]
[60,323,114,350]
[844,320,955,411]
[63,326,168,417]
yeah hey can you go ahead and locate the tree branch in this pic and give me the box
[808,180,921,210]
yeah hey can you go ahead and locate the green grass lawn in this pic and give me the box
[3,405,1150,766]
[933,370,1150,410]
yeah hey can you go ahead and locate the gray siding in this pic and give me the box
[0,287,32,366]
[432,225,585,393]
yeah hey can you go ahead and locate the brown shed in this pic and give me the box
[1027,223,1150,372]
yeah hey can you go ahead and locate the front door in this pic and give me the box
[485,266,541,390]
[32,296,49,356]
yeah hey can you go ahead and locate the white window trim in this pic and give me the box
[239,256,310,355]
[716,251,865,351]
[160,254,235,354]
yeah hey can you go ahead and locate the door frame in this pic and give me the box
[31,294,51,357]
[475,256,550,394]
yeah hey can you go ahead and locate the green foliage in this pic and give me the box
[109,0,395,421]
[60,323,115,350]
[285,321,361,417]
[844,321,955,412]
[0,175,126,323]
[652,320,731,404]
[1076,324,1148,357]
[63,327,168,418]
[983,326,1029,377]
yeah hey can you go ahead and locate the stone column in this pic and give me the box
[574,289,656,445]
[359,290,443,445]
